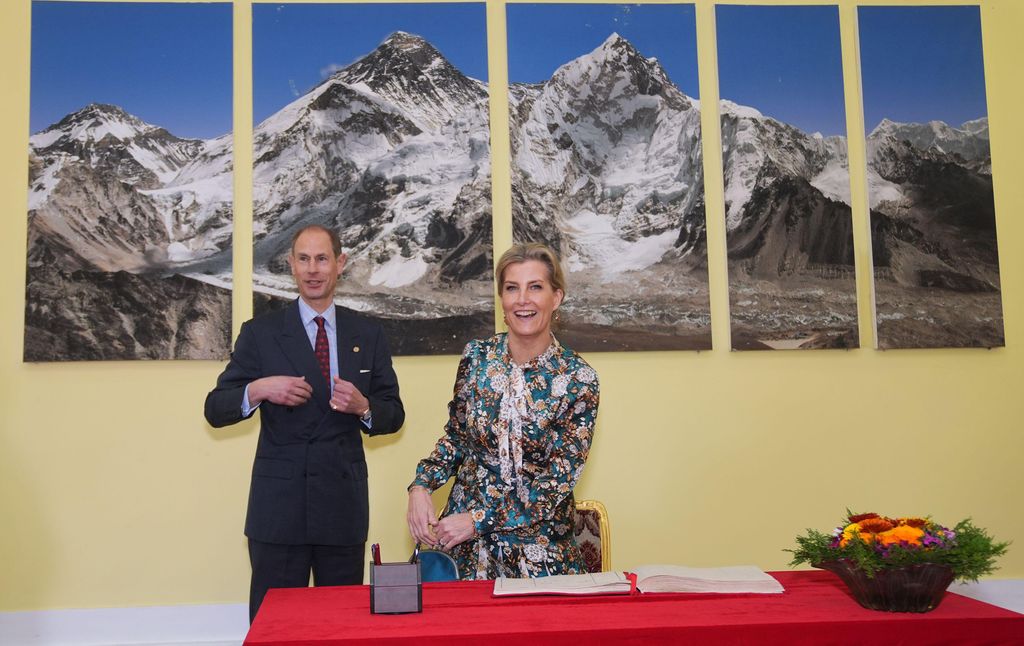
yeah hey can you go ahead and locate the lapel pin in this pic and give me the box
[353,346,360,353]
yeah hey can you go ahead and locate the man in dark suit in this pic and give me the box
[204,224,405,622]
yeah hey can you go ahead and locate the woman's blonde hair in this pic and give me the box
[495,242,566,295]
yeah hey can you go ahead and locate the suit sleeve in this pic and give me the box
[204,320,262,428]
[363,323,405,436]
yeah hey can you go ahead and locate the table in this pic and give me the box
[244,571,1024,645]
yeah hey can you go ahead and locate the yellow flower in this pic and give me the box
[840,523,874,547]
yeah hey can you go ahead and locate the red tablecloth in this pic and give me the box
[245,570,1024,645]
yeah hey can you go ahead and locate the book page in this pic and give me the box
[631,565,784,594]
[493,571,631,596]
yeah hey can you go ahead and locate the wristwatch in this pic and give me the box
[359,406,372,422]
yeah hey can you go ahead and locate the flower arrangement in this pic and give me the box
[789,511,1009,581]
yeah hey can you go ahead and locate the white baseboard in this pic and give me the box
[1,581,1020,645]
[0,603,248,646]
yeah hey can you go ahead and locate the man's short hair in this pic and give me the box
[291,224,343,257]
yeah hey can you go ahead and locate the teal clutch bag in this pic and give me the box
[412,543,459,582]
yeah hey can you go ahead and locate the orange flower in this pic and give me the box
[877,525,925,546]
[898,517,929,529]
[859,517,896,533]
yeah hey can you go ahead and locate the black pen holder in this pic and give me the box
[369,561,422,614]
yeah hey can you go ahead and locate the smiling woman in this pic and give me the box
[498,245,566,364]
[406,243,601,580]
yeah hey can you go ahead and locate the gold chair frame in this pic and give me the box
[575,498,611,572]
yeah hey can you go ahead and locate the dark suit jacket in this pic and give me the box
[204,300,404,546]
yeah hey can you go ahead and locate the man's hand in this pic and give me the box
[434,512,476,551]
[248,376,312,406]
[330,377,370,415]
[407,486,439,545]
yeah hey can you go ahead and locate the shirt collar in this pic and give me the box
[499,332,561,370]
[297,298,337,331]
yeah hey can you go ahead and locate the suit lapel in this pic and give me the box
[276,301,330,412]
[335,307,362,385]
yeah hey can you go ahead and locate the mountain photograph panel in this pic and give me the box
[251,3,492,356]
[859,6,1003,349]
[716,5,858,351]
[25,2,234,361]
[507,4,711,352]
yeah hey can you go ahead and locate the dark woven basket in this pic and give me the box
[815,560,956,613]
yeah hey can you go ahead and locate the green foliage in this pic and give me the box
[787,515,1009,582]
[944,520,1010,581]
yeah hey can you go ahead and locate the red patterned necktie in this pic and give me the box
[313,316,331,383]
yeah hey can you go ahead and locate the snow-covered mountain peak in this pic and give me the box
[61,102,137,126]
[381,30,430,52]
[27,101,232,272]
[29,102,209,189]
[338,30,458,87]
[960,116,989,137]
[31,102,166,149]
[591,32,653,71]
[329,30,486,132]
[547,32,678,104]
[248,32,493,314]
[720,99,764,121]
[598,31,628,51]
[869,117,898,138]
[868,115,990,164]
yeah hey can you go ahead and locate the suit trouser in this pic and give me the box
[248,538,365,623]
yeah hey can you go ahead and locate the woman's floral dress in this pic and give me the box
[411,333,600,579]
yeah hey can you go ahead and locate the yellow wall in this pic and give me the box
[2,0,1022,611]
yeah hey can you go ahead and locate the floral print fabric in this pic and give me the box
[411,333,599,580]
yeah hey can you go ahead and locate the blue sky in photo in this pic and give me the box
[506,3,699,98]
[716,5,845,137]
[859,5,988,133]
[30,2,232,139]
[254,3,488,123]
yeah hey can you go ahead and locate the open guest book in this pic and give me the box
[492,565,784,597]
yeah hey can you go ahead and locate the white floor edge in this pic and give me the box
[950,579,1024,613]
[1,580,1021,645]
[0,603,249,646]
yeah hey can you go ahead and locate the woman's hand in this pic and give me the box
[434,512,476,551]
[407,486,438,545]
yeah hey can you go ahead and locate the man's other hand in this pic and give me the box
[249,376,313,407]
[330,377,370,415]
